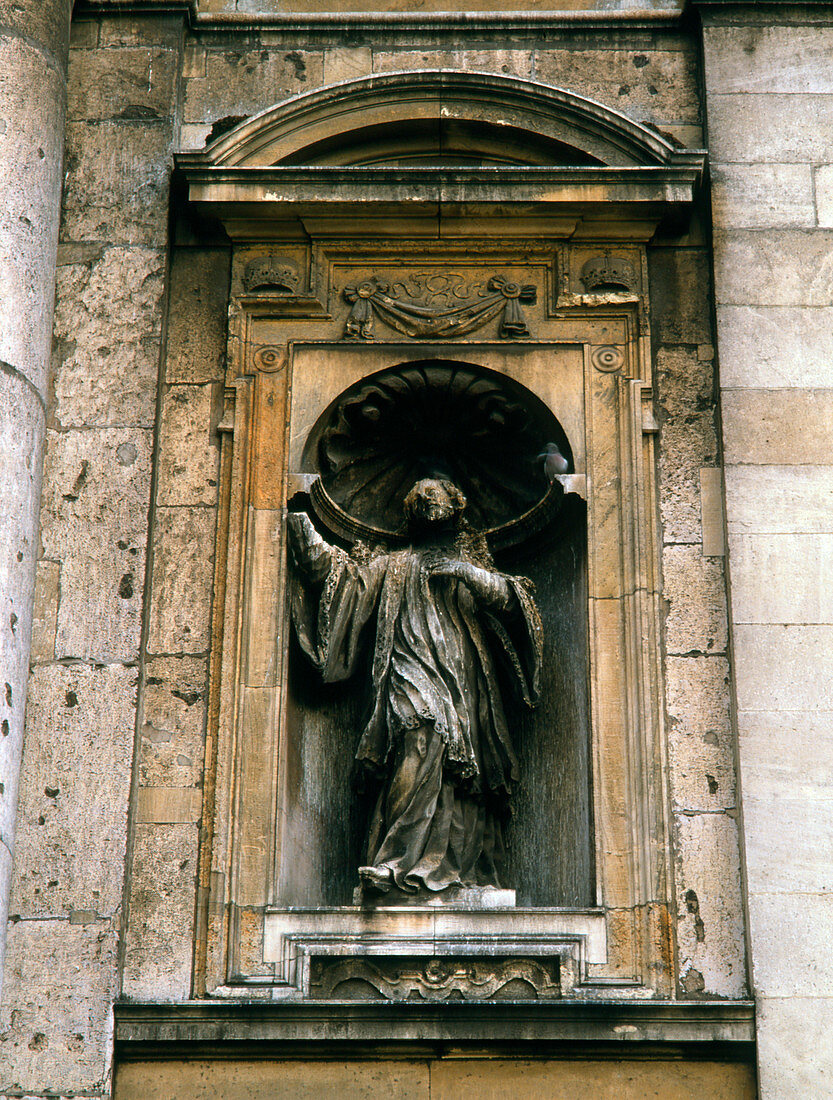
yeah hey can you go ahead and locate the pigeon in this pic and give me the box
[536,442,570,482]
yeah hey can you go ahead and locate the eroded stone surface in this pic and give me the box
[146,507,216,655]
[9,663,137,918]
[61,120,173,247]
[155,384,221,507]
[674,812,746,999]
[52,247,164,428]
[140,655,208,788]
[39,427,153,661]
[164,248,230,384]
[662,546,728,656]
[183,49,324,123]
[665,656,735,814]
[0,920,118,1092]
[121,824,199,1001]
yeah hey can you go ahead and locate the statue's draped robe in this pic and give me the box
[291,525,542,895]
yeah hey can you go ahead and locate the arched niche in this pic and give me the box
[185,63,705,1001]
[283,360,592,908]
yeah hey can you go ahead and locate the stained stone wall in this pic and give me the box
[0,0,773,1096]
[699,2,833,1095]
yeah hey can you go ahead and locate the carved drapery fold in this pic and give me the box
[343,274,536,340]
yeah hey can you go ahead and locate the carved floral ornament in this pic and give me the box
[342,273,537,341]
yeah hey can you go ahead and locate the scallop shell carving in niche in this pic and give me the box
[305,361,572,539]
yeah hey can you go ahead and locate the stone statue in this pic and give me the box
[287,477,542,902]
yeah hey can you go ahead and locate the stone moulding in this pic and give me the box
[113,1000,756,1050]
[260,907,607,1000]
[176,71,704,171]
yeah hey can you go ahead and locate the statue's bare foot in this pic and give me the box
[358,865,393,895]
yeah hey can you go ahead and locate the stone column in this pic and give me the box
[0,0,71,993]
[698,1,833,1095]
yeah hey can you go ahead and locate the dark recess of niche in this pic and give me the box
[279,364,593,908]
[498,494,593,908]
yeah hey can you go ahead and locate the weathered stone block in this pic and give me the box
[722,389,833,466]
[658,416,719,544]
[729,533,833,625]
[655,345,714,419]
[146,507,216,655]
[706,94,833,164]
[122,823,199,1001]
[724,466,833,535]
[140,655,207,788]
[665,656,735,813]
[703,25,833,95]
[0,920,118,1091]
[711,164,815,230]
[648,249,713,344]
[374,49,533,81]
[114,1058,430,1099]
[748,892,833,998]
[674,812,747,999]
[816,164,833,228]
[662,545,728,655]
[0,39,66,393]
[323,46,373,85]
[165,248,230,384]
[755,996,833,1100]
[61,120,173,247]
[52,246,165,428]
[713,230,833,308]
[97,12,183,49]
[535,46,700,125]
[432,1059,754,1099]
[182,49,324,123]
[67,46,177,122]
[715,305,833,389]
[9,663,137,918]
[744,793,833,896]
[39,427,153,661]
[733,624,833,712]
[29,560,60,664]
[155,385,220,507]
[738,710,833,804]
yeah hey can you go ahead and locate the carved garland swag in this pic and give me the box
[343,275,537,340]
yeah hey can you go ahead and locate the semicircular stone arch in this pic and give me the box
[199,69,686,169]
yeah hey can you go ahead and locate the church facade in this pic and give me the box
[0,0,830,1096]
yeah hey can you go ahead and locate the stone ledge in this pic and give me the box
[114,999,756,1050]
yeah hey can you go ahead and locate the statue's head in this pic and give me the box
[404,478,467,529]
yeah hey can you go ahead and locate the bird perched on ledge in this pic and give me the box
[536,442,570,483]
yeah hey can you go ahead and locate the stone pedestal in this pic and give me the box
[0,0,71,994]
[263,907,606,1000]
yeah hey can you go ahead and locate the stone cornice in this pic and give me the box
[74,1,686,33]
[115,999,756,1050]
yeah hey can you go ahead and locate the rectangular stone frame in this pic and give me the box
[193,232,673,1001]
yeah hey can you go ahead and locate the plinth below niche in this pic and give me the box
[263,907,607,1001]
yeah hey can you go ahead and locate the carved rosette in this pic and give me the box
[590,345,626,373]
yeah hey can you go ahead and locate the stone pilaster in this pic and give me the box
[0,0,71,994]
[697,1,833,1095]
